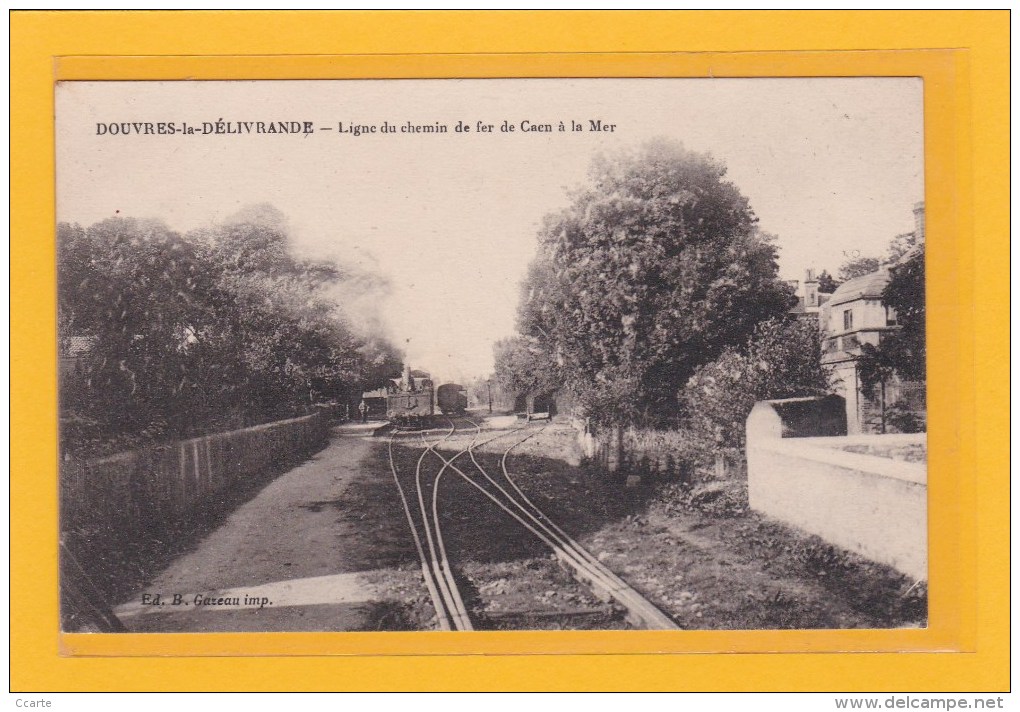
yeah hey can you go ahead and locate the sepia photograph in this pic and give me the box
[56,78,928,635]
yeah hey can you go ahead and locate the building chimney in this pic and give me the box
[804,269,819,307]
[913,202,925,242]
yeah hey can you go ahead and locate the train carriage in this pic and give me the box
[436,383,468,415]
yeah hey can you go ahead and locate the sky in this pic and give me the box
[56,79,924,382]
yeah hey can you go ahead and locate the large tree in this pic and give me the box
[522,139,794,426]
[189,205,363,419]
[881,246,926,381]
[853,239,925,433]
[58,217,222,439]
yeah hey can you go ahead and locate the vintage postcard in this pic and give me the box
[56,78,928,636]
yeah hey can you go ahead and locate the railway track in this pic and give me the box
[458,417,679,630]
[387,416,679,631]
[387,421,471,631]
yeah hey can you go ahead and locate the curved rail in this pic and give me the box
[392,414,678,630]
[414,416,535,631]
[456,417,679,630]
[461,424,632,598]
[416,421,473,630]
[496,430,678,628]
[386,430,454,631]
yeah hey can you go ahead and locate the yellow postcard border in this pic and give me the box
[11,10,1008,692]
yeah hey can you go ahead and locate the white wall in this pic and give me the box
[747,406,927,581]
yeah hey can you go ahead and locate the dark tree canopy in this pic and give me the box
[816,269,840,294]
[859,245,926,386]
[58,218,224,439]
[514,139,794,427]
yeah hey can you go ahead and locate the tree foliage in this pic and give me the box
[513,139,794,427]
[838,256,881,282]
[680,318,831,447]
[858,245,926,386]
[816,269,839,294]
[492,336,561,400]
[882,247,926,379]
[886,228,923,264]
[58,207,402,454]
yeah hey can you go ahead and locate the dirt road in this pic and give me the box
[115,425,431,632]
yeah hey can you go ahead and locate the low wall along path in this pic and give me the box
[746,400,927,581]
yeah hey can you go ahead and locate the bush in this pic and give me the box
[680,317,829,448]
[885,404,926,434]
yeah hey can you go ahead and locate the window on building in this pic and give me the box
[843,309,853,331]
[886,306,898,326]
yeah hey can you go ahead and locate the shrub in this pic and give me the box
[680,317,829,448]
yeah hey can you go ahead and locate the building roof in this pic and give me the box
[827,268,891,307]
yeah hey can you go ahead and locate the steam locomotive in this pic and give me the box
[386,367,434,427]
[385,366,468,426]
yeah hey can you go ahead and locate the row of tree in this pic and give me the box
[59,205,403,455]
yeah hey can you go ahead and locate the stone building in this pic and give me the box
[787,268,832,324]
[796,202,926,434]
[819,268,901,433]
